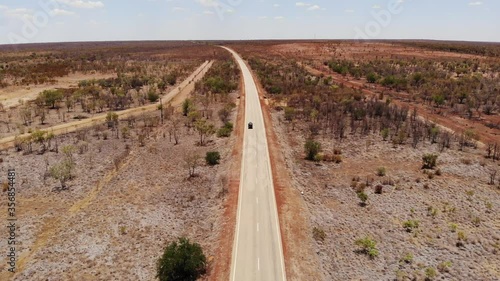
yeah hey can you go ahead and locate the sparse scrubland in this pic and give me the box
[0,43,240,280]
[1,40,499,281]
[231,41,500,280]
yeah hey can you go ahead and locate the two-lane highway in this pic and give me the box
[223,47,287,281]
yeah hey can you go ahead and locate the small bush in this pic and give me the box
[472,217,481,227]
[147,91,159,103]
[400,253,413,264]
[449,223,458,232]
[304,140,321,161]
[422,154,438,169]
[381,128,390,141]
[357,191,368,206]
[457,231,466,243]
[205,151,221,166]
[376,167,386,177]
[156,237,206,281]
[367,72,378,83]
[312,227,326,242]
[355,237,379,259]
[437,261,452,273]
[374,184,384,194]
[425,267,437,280]
[217,122,234,138]
[403,220,419,232]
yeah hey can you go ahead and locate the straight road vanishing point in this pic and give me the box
[223,47,287,281]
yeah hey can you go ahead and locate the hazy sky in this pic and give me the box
[0,0,498,44]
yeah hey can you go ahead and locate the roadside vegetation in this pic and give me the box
[237,41,500,281]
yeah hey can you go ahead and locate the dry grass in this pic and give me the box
[271,109,500,281]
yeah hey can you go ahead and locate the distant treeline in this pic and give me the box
[396,40,500,58]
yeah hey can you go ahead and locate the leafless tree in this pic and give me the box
[184,151,201,178]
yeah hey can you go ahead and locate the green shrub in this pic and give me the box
[40,89,63,108]
[357,191,368,206]
[403,220,419,232]
[304,140,321,161]
[205,151,221,166]
[422,154,438,169]
[381,128,390,141]
[147,91,159,103]
[182,98,194,116]
[355,237,379,259]
[437,261,452,273]
[376,167,386,177]
[156,237,206,281]
[449,223,458,233]
[284,107,296,121]
[367,73,378,83]
[217,122,234,138]
[400,253,413,264]
[425,267,437,280]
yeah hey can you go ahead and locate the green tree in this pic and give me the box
[106,112,119,130]
[432,94,445,107]
[366,73,377,83]
[195,119,216,146]
[50,159,74,190]
[182,98,194,116]
[147,89,159,103]
[205,151,221,166]
[422,154,438,169]
[31,130,48,153]
[304,140,321,161]
[156,237,206,281]
[40,89,64,108]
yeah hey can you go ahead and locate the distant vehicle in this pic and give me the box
[248,122,253,129]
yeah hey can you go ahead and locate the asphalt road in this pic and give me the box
[223,47,287,281]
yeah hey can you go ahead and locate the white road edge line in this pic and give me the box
[226,47,247,281]
[258,258,260,271]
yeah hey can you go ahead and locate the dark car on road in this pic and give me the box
[248,122,253,129]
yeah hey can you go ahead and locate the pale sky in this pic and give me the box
[0,0,498,45]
